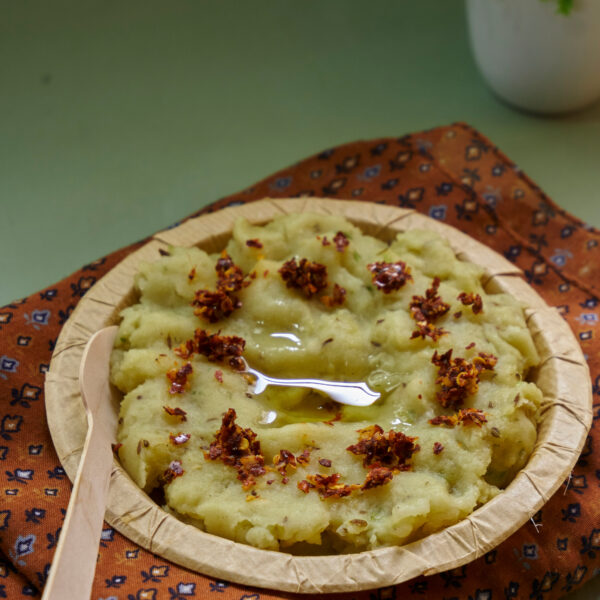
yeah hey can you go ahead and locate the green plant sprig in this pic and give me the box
[541,0,574,16]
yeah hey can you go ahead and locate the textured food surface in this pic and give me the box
[110,213,542,553]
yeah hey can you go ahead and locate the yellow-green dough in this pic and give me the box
[110,213,542,553]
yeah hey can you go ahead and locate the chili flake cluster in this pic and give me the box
[333,231,350,252]
[279,257,347,307]
[431,349,497,409]
[458,292,483,314]
[429,408,488,428]
[160,460,184,485]
[409,277,450,341]
[191,253,250,322]
[367,261,413,293]
[318,231,349,252]
[346,424,419,471]
[205,408,266,490]
[298,425,420,499]
[321,283,346,308]
[273,448,297,480]
[279,257,328,298]
[175,329,246,371]
[298,473,360,498]
[166,362,193,394]
[163,406,187,421]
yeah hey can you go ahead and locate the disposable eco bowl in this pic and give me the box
[45,198,593,593]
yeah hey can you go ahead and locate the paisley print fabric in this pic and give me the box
[0,123,598,599]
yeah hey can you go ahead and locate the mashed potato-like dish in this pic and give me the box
[110,213,542,553]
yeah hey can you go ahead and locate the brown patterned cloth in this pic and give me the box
[1,123,598,600]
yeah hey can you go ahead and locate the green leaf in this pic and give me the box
[540,0,574,16]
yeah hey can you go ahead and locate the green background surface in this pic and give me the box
[1,1,599,596]
[2,0,600,309]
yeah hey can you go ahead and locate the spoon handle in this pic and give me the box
[42,327,117,600]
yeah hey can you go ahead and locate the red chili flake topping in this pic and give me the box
[296,448,312,466]
[191,254,250,322]
[279,257,328,298]
[175,329,246,371]
[192,289,240,323]
[188,267,196,282]
[457,407,488,427]
[333,231,350,252]
[298,473,360,498]
[205,408,266,489]
[273,449,297,476]
[361,465,394,490]
[298,479,312,494]
[321,283,346,308]
[214,369,223,383]
[431,350,497,409]
[320,236,331,246]
[161,460,184,484]
[433,442,444,455]
[458,292,483,314]
[169,432,191,445]
[163,406,187,421]
[346,424,419,471]
[218,254,247,289]
[323,411,343,426]
[465,342,476,350]
[263,269,269,278]
[411,319,446,341]
[367,261,413,293]
[111,443,123,454]
[319,458,332,468]
[472,352,498,372]
[453,311,463,319]
[409,277,450,341]
[246,239,263,249]
[429,415,457,427]
[166,362,193,394]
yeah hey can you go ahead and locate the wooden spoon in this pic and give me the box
[42,325,118,600]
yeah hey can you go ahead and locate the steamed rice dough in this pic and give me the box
[110,212,542,553]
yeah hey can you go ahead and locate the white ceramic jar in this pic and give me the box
[466,0,600,114]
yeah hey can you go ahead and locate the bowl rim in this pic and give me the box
[45,198,593,593]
